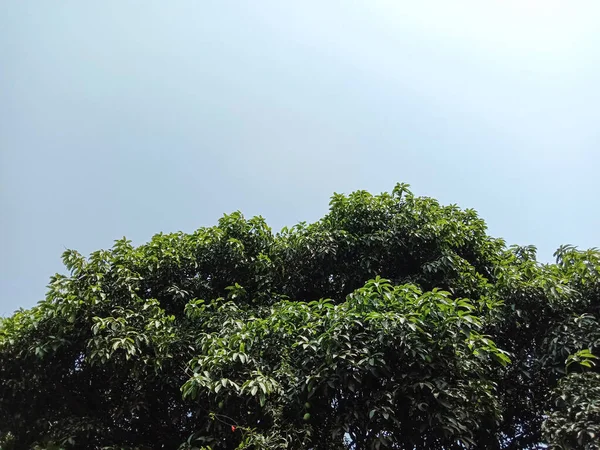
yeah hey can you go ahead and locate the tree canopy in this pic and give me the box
[1,184,598,449]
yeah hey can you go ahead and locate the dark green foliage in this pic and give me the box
[1,184,598,449]
[542,372,600,449]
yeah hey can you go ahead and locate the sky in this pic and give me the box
[1,0,599,314]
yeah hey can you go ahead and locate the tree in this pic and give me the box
[1,184,598,449]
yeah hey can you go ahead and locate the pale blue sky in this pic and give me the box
[1,1,599,314]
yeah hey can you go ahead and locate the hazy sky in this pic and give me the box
[1,1,599,314]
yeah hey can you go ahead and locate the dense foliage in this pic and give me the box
[1,184,598,449]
